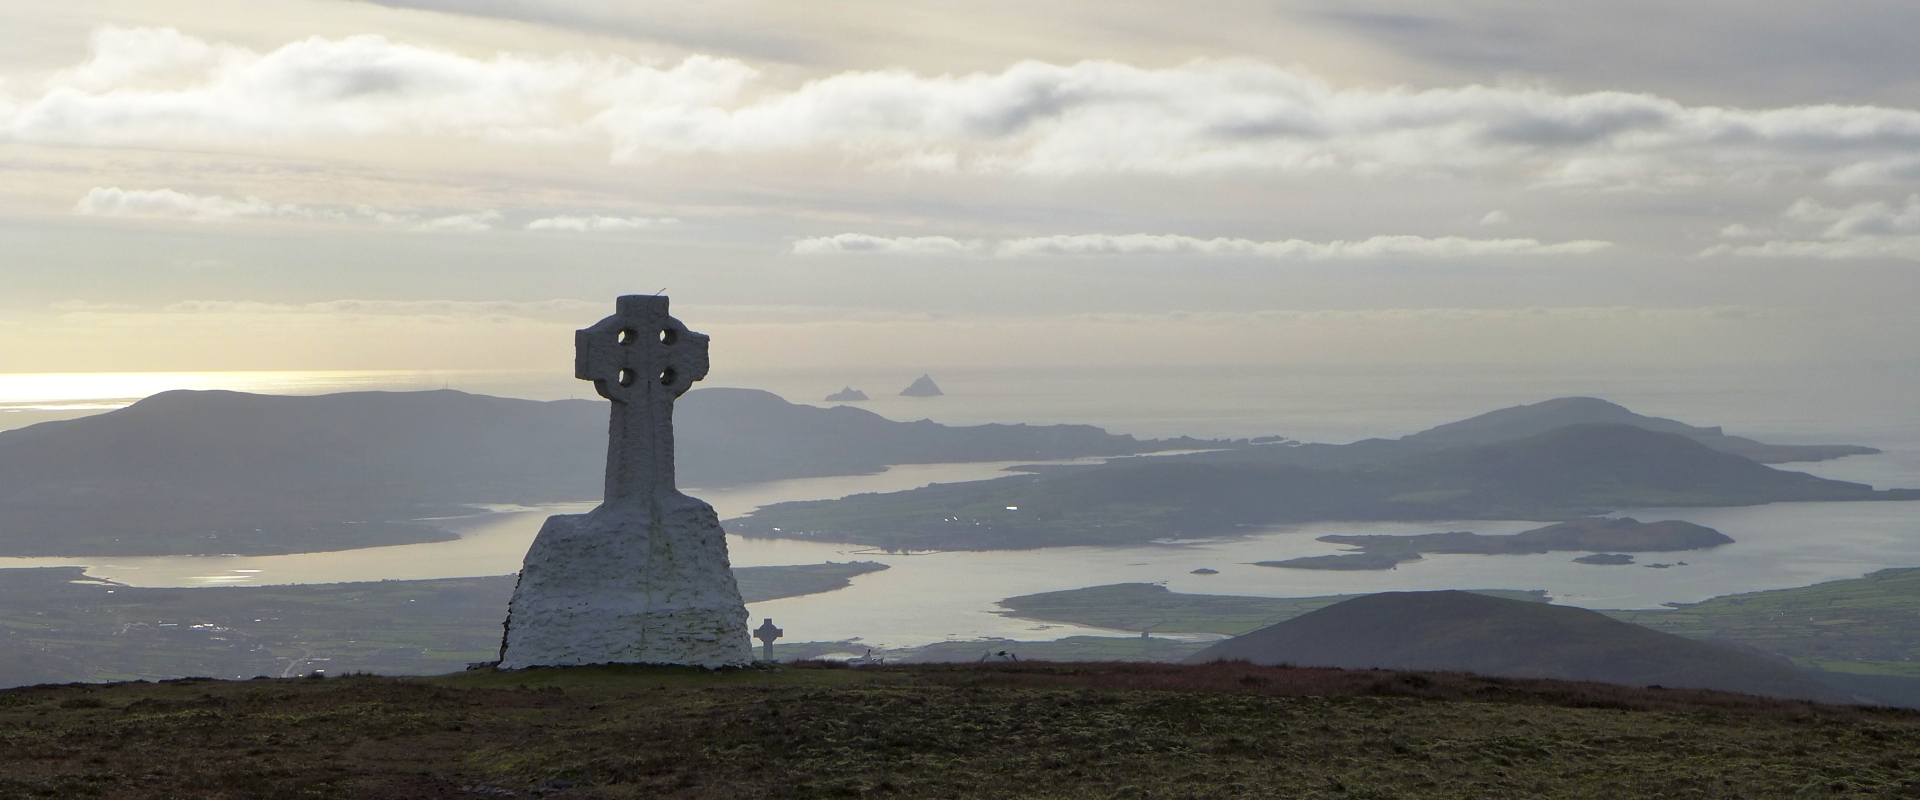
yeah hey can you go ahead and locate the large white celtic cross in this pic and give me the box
[574,295,710,503]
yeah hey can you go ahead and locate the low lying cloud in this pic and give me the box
[155,298,602,319]
[790,234,983,255]
[72,186,500,232]
[793,232,1611,259]
[1783,195,1920,238]
[74,187,315,222]
[525,215,681,232]
[411,210,502,232]
[1703,239,1920,260]
[1703,195,1920,260]
[7,27,1920,186]
[995,234,1610,259]
[1828,158,1920,187]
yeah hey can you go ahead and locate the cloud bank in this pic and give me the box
[793,233,1611,259]
[525,215,681,231]
[7,27,1920,186]
[1704,195,1920,260]
[995,234,1610,259]
[790,234,983,255]
[74,187,321,222]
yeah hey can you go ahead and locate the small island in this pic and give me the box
[824,387,869,402]
[1574,553,1636,565]
[1258,552,1420,571]
[900,374,944,397]
[1258,518,1732,571]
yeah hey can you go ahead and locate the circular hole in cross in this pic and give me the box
[659,368,677,386]
[616,328,638,345]
[617,369,636,387]
[659,328,679,345]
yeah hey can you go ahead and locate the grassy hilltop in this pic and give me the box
[4,662,1920,799]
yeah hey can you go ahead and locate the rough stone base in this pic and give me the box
[499,492,751,669]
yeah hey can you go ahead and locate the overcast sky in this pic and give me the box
[3,0,1918,375]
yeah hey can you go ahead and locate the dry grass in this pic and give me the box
[1,662,1918,799]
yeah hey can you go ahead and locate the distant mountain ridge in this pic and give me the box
[1402,397,1878,463]
[0,388,1214,556]
[1186,591,1850,703]
[732,422,1916,550]
[1176,396,1876,470]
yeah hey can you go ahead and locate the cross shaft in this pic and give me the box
[574,295,710,503]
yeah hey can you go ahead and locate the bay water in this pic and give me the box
[1,360,1915,647]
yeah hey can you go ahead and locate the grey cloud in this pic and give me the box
[1317,0,1920,107]
[1785,196,1920,238]
[71,186,500,232]
[1702,195,1920,259]
[342,0,813,63]
[1831,159,1920,186]
[19,30,1920,188]
[790,234,983,255]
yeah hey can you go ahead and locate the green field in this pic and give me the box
[4,662,1918,798]
[1608,567,1920,677]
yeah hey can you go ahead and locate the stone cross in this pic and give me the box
[574,295,710,503]
[753,618,783,661]
[498,294,750,670]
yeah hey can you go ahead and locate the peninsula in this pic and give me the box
[730,421,1913,551]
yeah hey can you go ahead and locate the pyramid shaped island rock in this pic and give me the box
[899,374,944,397]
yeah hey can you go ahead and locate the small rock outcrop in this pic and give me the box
[825,387,869,402]
[900,374,944,397]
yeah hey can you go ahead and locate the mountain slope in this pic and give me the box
[1366,422,1886,516]
[1179,396,1876,469]
[1401,396,1877,463]
[1186,590,1850,702]
[675,386,1197,485]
